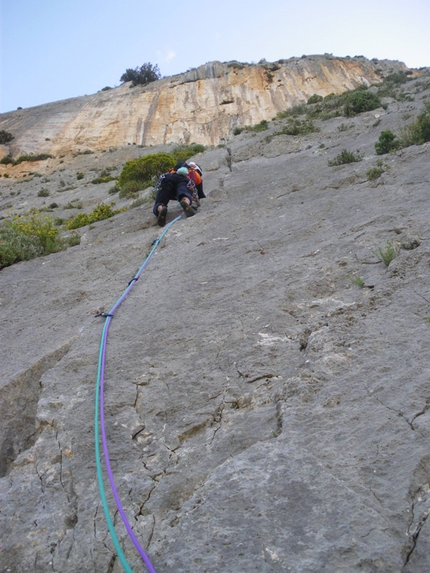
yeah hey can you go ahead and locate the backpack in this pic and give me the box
[187,161,203,177]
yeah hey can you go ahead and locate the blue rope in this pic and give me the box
[95,214,183,572]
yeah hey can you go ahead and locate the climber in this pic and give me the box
[168,160,205,207]
[153,166,196,227]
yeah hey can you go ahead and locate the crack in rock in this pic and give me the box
[0,342,72,477]
[410,397,430,430]
[404,482,430,565]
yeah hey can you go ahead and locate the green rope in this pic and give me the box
[94,213,184,571]
[95,319,134,573]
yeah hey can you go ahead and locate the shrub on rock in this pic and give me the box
[118,153,174,192]
[375,130,401,155]
[344,89,381,116]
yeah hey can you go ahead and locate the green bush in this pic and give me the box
[66,212,90,229]
[0,130,14,144]
[250,120,269,132]
[76,172,84,180]
[118,180,144,198]
[307,94,323,105]
[0,153,54,166]
[108,185,119,195]
[234,121,269,135]
[400,102,430,146]
[328,149,364,166]
[63,234,81,248]
[0,212,81,269]
[322,93,344,108]
[7,213,59,252]
[64,201,78,209]
[172,143,205,163]
[415,102,430,142]
[271,118,319,137]
[366,166,384,181]
[118,153,174,191]
[0,226,41,269]
[275,84,387,124]
[91,175,115,185]
[120,62,161,86]
[278,93,345,122]
[373,240,399,266]
[337,123,351,132]
[384,72,409,85]
[14,153,54,165]
[278,104,308,118]
[37,189,50,197]
[90,167,117,184]
[117,144,206,194]
[349,275,365,288]
[129,197,149,209]
[375,130,401,155]
[66,202,124,230]
[375,72,412,99]
[344,90,381,116]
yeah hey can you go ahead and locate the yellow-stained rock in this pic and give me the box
[0,56,410,156]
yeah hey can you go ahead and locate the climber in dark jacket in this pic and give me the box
[152,167,196,227]
[173,160,205,200]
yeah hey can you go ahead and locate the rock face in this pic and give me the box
[0,56,409,156]
[1,68,430,573]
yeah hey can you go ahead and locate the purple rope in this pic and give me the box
[100,317,157,573]
[97,214,183,572]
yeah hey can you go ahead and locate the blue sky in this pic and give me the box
[1,0,429,113]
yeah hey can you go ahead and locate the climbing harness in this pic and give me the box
[94,214,183,573]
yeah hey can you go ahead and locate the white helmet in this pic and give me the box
[187,162,202,176]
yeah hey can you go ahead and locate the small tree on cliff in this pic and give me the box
[0,130,14,144]
[120,63,161,86]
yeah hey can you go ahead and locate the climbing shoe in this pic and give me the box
[157,205,168,227]
[180,199,196,218]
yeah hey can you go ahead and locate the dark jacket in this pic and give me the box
[160,172,190,197]
[152,172,194,215]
